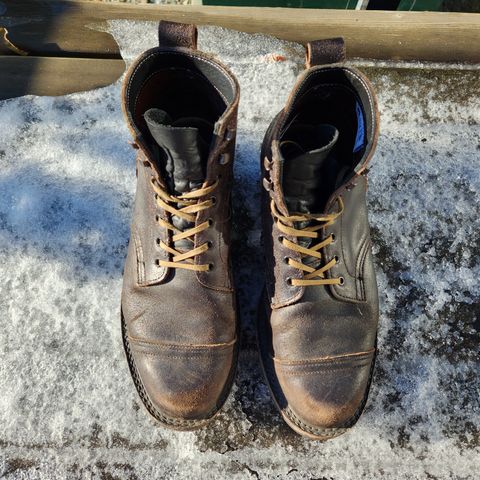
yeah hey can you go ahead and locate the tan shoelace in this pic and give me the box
[271,197,344,286]
[151,178,218,272]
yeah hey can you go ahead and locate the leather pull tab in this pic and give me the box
[306,37,346,68]
[158,20,197,49]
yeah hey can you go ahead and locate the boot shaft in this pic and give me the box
[121,21,240,289]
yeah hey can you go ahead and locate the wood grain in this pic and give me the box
[0,56,125,99]
[1,0,480,62]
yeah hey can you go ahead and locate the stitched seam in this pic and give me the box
[274,349,375,366]
[126,50,235,109]
[133,70,162,118]
[333,225,367,302]
[129,337,236,350]
[131,351,231,359]
[339,202,356,278]
[357,239,370,301]
[355,235,369,300]
[280,363,368,376]
[282,344,377,436]
[133,228,145,285]
[122,312,238,428]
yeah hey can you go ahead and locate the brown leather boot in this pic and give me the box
[120,21,240,430]
[258,38,380,440]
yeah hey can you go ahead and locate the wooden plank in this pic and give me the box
[1,1,480,62]
[0,56,125,100]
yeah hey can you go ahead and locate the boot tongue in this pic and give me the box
[282,124,340,215]
[144,108,212,195]
[144,108,213,252]
[281,124,342,265]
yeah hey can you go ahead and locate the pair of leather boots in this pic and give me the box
[121,21,379,440]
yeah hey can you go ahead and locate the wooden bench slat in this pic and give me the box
[1,1,479,62]
[0,56,125,100]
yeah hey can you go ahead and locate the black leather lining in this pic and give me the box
[125,49,237,139]
[280,67,375,163]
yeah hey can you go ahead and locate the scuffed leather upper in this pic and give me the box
[121,24,239,421]
[261,63,380,433]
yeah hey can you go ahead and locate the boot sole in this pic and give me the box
[256,292,377,440]
[121,310,239,431]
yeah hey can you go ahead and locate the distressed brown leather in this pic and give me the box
[259,40,380,439]
[120,21,240,429]
[157,20,197,50]
[306,37,346,68]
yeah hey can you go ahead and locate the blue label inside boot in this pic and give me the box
[353,101,366,153]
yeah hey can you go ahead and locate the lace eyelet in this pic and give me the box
[278,235,284,243]
[219,153,230,165]
[211,196,217,205]
[208,263,215,271]
[283,257,290,264]
[331,233,336,242]
[156,238,161,246]
[207,241,213,248]
[334,255,339,264]
[224,129,234,142]
[155,214,159,222]
[286,277,293,286]
[207,218,213,227]
[155,259,160,267]
[339,276,345,285]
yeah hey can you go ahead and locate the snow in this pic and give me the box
[0,20,479,479]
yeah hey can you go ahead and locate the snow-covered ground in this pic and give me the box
[0,22,479,479]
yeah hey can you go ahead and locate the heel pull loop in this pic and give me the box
[158,20,198,49]
[305,37,346,68]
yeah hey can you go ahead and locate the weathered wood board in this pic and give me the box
[1,1,480,62]
[0,56,125,99]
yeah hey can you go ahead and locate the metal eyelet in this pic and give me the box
[339,276,345,285]
[286,277,293,286]
[219,153,230,165]
[224,129,234,142]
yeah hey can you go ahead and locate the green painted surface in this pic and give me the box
[203,0,358,8]
[398,0,443,10]
[203,0,468,10]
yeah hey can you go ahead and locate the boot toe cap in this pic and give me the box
[129,339,236,423]
[275,350,375,433]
